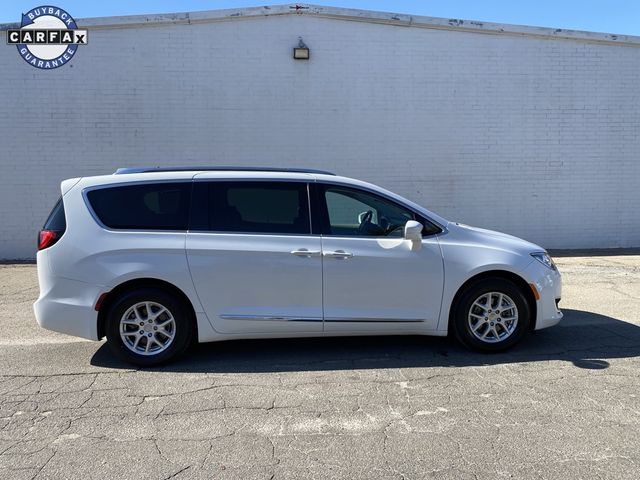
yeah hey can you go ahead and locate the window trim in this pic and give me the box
[82,180,194,233]
[189,179,314,236]
[314,182,444,239]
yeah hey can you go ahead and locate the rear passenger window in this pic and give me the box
[191,182,310,234]
[87,183,191,230]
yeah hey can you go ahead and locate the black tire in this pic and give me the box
[105,287,195,366]
[452,278,530,352]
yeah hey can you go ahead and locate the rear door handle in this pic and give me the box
[290,249,321,257]
[323,250,354,259]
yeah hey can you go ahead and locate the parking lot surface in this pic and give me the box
[0,254,639,479]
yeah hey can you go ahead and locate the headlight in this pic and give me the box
[531,252,557,271]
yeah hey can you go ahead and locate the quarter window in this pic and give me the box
[191,182,310,235]
[43,197,66,231]
[86,183,191,230]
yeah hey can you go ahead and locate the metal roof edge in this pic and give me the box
[1,4,639,47]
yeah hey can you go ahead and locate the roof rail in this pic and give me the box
[114,166,336,175]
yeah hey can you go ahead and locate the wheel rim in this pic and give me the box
[467,292,519,344]
[119,301,176,356]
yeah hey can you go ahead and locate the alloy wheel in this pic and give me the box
[467,292,519,343]
[119,301,176,355]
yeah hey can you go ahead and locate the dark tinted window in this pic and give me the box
[192,182,310,234]
[87,182,191,230]
[43,197,66,231]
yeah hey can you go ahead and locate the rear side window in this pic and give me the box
[191,181,310,234]
[87,182,191,230]
[43,197,66,231]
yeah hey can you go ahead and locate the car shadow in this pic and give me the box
[90,309,640,372]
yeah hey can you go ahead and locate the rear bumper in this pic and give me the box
[34,293,100,341]
[521,260,563,330]
[34,253,102,340]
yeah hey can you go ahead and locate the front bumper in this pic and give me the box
[521,259,563,330]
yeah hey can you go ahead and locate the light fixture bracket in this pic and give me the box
[293,36,310,60]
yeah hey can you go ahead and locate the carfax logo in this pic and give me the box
[6,5,87,69]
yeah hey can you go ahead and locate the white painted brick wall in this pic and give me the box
[0,10,639,258]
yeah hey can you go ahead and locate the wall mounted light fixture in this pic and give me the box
[293,37,309,60]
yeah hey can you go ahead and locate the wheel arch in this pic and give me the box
[97,278,198,340]
[448,270,537,333]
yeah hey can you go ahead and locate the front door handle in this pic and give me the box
[323,250,354,259]
[290,249,321,257]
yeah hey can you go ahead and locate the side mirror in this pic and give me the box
[404,220,423,241]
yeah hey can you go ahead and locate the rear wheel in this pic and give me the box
[452,278,530,352]
[105,288,194,366]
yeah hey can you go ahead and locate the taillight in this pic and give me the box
[38,230,60,250]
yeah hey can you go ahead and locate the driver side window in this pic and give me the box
[321,185,416,237]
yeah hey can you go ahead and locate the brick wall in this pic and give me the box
[1,9,639,258]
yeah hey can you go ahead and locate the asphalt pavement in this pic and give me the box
[0,255,639,479]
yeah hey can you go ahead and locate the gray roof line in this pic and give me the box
[113,166,336,175]
[1,4,639,47]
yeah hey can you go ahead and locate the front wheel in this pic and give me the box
[452,278,531,352]
[105,288,194,366]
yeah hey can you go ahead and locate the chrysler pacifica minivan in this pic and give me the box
[35,167,562,365]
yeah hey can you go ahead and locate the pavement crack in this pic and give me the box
[162,465,190,479]
[29,448,55,480]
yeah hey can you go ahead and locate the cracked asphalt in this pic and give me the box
[0,254,639,479]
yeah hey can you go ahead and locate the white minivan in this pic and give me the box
[34,167,562,365]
